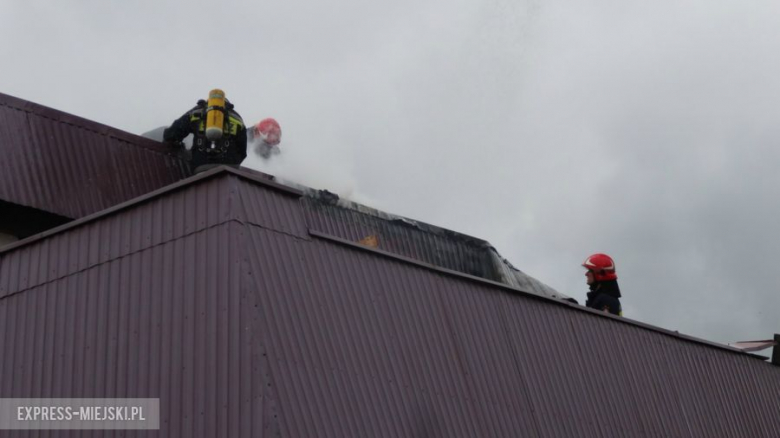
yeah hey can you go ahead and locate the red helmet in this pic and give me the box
[582,253,617,281]
[253,118,282,146]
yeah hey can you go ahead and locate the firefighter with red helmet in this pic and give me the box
[582,253,622,316]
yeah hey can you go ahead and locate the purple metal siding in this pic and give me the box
[0,173,305,298]
[0,92,190,220]
[236,178,308,239]
[0,172,779,437]
[0,176,239,299]
[242,221,780,437]
[0,224,271,436]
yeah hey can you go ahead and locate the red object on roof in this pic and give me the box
[253,117,281,145]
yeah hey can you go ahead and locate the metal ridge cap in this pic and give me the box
[0,167,301,255]
[222,166,303,197]
[0,91,175,156]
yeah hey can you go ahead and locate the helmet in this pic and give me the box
[253,118,282,146]
[582,253,617,281]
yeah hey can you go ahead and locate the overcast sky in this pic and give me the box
[2,0,779,350]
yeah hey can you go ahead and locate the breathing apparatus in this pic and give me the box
[205,89,226,140]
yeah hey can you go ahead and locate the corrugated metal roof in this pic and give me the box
[0,92,566,300]
[0,92,191,220]
[0,169,778,437]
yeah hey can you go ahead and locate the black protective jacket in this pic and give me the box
[585,280,622,316]
[163,101,247,169]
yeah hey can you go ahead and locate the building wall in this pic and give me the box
[0,172,779,437]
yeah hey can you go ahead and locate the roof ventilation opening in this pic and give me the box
[0,231,18,248]
[729,334,780,366]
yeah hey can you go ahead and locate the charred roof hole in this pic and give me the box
[292,181,574,301]
[317,190,340,205]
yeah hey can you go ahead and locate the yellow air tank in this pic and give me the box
[205,89,226,141]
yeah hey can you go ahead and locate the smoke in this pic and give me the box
[7,0,779,345]
[244,138,366,202]
[484,0,780,344]
[243,0,780,344]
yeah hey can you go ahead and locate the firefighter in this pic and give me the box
[163,90,247,174]
[582,253,622,316]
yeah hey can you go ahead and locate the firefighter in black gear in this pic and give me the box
[582,253,623,316]
[163,95,247,174]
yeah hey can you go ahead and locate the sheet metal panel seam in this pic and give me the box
[269,229,323,436]
[577,317,645,436]
[409,252,498,433]
[0,175,240,289]
[457,280,516,434]
[312,236,383,436]
[235,179,308,240]
[19,113,44,208]
[0,169,299,256]
[365,255,413,434]
[354,248,415,436]
[327,242,383,437]
[432,274,486,436]
[316,236,414,434]
[622,328,669,436]
[370,249,442,436]
[0,220,244,301]
[319,243,381,435]
[242,226,305,436]
[328,237,388,436]
[390,261,452,434]
[0,107,29,201]
[494,293,544,436]
[445,280,504,435]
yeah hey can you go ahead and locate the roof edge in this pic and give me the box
[290,183,490,247]
[309,229,772,364]
[0,166,302,255]
[0,91,177,157]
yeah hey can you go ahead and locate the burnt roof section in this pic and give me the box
[0,92,191,220]
[0,168,777,437]
[0,167,768,355]
[297,184,570,300]
[0,92,567,299]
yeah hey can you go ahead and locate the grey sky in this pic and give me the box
[2,0,779,349]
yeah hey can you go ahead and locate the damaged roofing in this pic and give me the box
[0,92,569,299]
[298,185,570,300]
[0,167,778,437]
